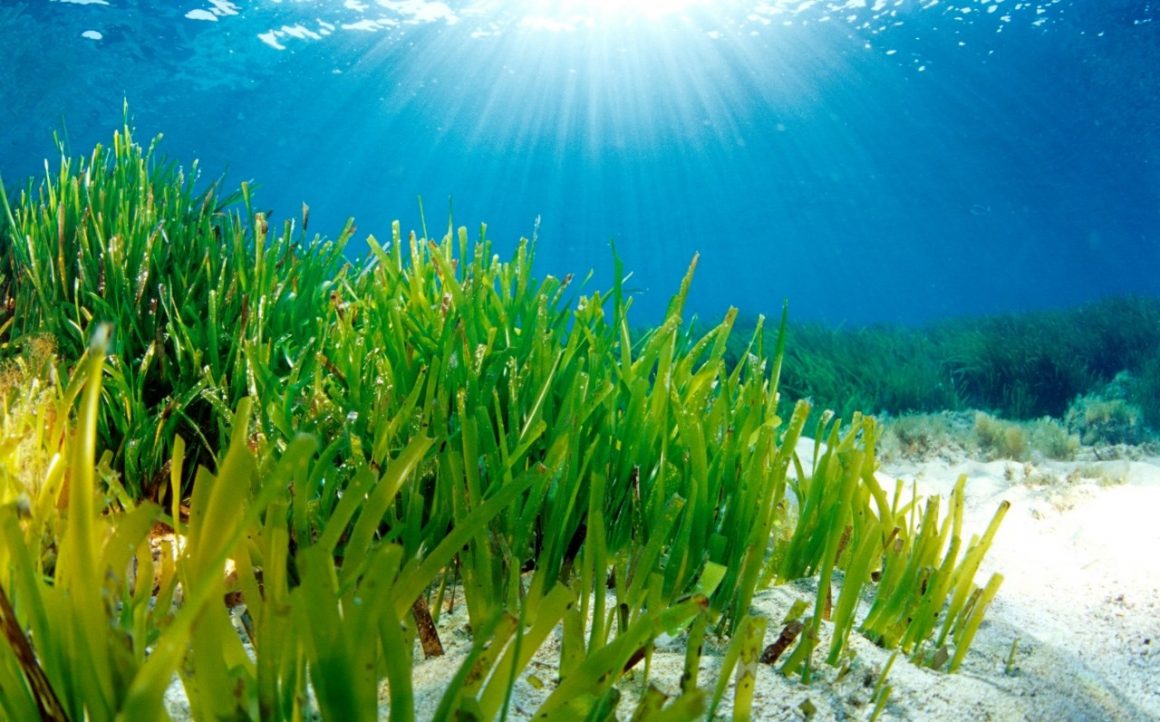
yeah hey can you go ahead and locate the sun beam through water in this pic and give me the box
[519,0,711,22]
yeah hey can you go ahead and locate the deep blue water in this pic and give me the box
[1,0,1157,326]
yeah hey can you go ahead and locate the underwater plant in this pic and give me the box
[0,119,1009,720]
[1064,373,1149,446]
[1026,417,1080,461]
[0,111,349,499]
[1133,357,1160,431]
[731,296,1160,428]
[974,411,1029,461]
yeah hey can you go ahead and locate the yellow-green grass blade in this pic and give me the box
[534,595,707,719]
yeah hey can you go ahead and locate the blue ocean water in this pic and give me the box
[1,0,1156,326]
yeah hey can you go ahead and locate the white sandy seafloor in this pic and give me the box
[405,441,1160,722]
[163,440,1160,721]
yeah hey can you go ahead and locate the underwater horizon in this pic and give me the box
[2,0,1157,326]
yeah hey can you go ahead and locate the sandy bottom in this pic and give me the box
[406,446,1160,721]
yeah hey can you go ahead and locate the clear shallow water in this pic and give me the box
[1,0,1157,326]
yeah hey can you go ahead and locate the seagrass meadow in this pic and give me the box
[0,121,1009,721]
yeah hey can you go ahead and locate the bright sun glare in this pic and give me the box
[519,0,711,24]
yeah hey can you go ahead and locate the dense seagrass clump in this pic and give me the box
[0,120,1005,720]
[0,117,349,500]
